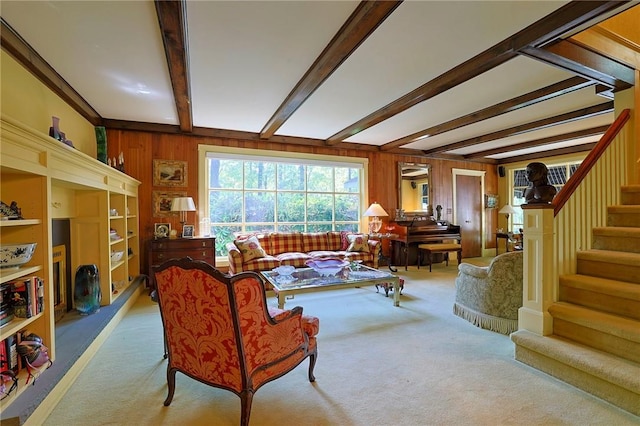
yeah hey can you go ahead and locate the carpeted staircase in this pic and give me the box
[512,184,640,416]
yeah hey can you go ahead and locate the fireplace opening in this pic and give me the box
[52,219,73,322]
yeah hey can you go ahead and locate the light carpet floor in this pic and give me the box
[43,260,640,426]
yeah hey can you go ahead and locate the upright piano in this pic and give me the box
[389,217,461,270]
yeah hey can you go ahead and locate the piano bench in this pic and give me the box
[417,243,462,272]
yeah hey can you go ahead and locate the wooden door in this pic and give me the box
[455,174,482,257]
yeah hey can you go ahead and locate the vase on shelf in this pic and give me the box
[74,264,102,315]
[95,126,108,164]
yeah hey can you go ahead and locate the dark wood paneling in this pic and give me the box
[107,130,498,269]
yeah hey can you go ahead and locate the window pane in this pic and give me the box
[277,192,305,222]
[278,224,305,232]
[278,164,305,190]
[212,225,241,256]
[335,194,359,221]
[547,166,567,186]
[245,161,275,190]
[246,224,274,233]
[308,223,333,232]
[209,159,242,189]
[245,192,275,222]
[307,193,333,221]
[307,166,333,192]
[335,167,359,193]
[335,223,359,232]
[210,191,242,222]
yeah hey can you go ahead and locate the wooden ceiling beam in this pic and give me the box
[520,39,635,90]
[260,1,402,139]
[421,101,613,155]
[325,1,626,145]
[498,142,597,164]
[0,18,102,126]
[381,76,593,151]
[464,125,609,159]
[155,0,193,133]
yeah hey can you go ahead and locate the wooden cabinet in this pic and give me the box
[148,237,216,279]
[0,115,140,411]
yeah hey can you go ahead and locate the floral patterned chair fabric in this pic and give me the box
[453,251,523,335]
[153,257,318,426]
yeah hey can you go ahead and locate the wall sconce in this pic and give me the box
[499,204,516,221]
[171,197,196,236]
[363,202,389,233]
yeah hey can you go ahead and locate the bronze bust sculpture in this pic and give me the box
[523,162,557,204]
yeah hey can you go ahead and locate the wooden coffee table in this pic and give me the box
[261,264,401,309]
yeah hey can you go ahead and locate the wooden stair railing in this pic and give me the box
[553,108,631,216]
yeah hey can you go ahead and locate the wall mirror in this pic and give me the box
[397,162,432,219]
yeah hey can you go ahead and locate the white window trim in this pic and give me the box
[198,145,370,265]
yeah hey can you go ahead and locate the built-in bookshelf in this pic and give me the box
[0,115,140,412]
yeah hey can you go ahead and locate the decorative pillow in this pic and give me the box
[340,231,353,251]
[235,235,267,262]
[346,233,369,253]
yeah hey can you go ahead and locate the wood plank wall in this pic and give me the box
[106,129,498,273]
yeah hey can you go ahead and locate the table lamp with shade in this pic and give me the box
[171,196,196,236]
[499,204,516,222]
[363,202,389,233]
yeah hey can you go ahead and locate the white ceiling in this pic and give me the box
[1,1,636,162]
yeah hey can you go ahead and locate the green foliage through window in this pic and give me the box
[204,155,363,257]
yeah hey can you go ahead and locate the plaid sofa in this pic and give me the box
[227,231,380,275]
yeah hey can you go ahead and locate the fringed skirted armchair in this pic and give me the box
[453,251,523,335]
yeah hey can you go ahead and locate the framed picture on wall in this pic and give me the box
[485,194,499,209]
[152,190,187,217]
[153,159,187,187]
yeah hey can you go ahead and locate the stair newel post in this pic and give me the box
[518,204,556,335]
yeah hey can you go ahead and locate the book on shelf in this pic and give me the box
[8,276,44,318]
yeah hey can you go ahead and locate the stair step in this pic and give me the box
[608,205,640,227]
[549,302,640,363]
[592,226,640,253]
[512,329,640,416]
[577,249,640,284]
[559,274,640,320]
[621,184,640,205]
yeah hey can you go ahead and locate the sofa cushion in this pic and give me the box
[276,252,311,268]
[346,233,370,253]
[302,232,330,252]
[340,231,353,250]
[270,232,303,255]
[327,231,342,251]
[242,255,280,272]
[235,235,267,262]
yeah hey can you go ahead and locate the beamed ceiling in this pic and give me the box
[1,1,639,164]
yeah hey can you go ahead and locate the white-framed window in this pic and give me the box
[198,146,368,259]
[509,162,581,233]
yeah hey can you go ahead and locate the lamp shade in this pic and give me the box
[363,202,389,217]
[499,204,516,215]
[171,197,196,212]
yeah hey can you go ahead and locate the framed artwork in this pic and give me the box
[152,190,186,217]
[154,223,171,239]
[182,225,195,238]
[485,194,499,209]
[153,159,187,187]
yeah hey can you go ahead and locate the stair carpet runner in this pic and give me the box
[511,184,640,416]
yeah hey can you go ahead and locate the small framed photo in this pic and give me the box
[485,194,499,209]
[154,223,171,239]
[153,159,188,187]
[182,225,195,238]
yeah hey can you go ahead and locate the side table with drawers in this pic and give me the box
[148,237,216,290]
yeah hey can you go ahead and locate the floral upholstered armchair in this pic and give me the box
[153,257,319,426]
[453,251,523,335]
